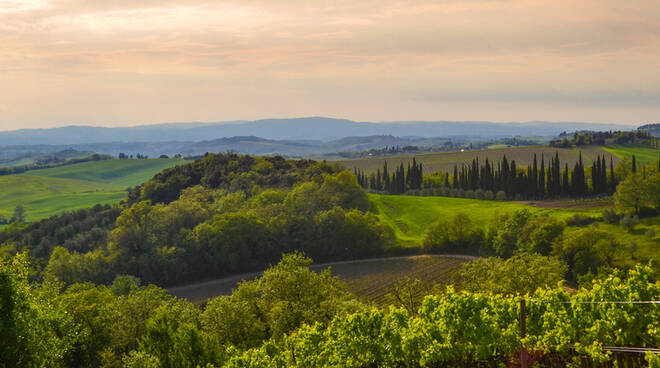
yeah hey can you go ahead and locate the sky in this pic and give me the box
[1,0,659,130]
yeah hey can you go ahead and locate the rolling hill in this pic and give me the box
[0,158,184,222]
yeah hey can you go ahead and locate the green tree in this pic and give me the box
[423,212,483,253]
[202,253,362,348]
[57,283,116,367]
[486,209,532,257]
[645,171,660,211]
[552,227,616,281]
[0,253,75,367]
[515,215,564,255]
[10,204,26,223]
[459,254,567,295]
[614,173,647,215]
[138,299,225,368]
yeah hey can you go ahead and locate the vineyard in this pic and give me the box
[168,255,471,304]
[225,265,660,368]
[325,255,470,305]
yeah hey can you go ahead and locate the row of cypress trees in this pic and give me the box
[355,158,423,194]
[355,152,622,199]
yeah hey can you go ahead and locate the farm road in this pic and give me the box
[167,254,476,302]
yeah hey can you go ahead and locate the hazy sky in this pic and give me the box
[1,0,659,130]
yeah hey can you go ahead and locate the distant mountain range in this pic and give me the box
[0,136,458,165]
[0,117,634,145]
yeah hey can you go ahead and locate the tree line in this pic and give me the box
[355,158,423,194]
[550,129,657,147]
[355,152,622,199]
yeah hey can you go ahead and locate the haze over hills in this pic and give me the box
[0,136,458,164]
[0,117,634,145]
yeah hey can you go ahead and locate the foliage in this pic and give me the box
[486,209,534,257]
[2,251,659,368]
[620,214,640,232]
[224,265,659,367]
[2,154,391,288]
[458,254,567,295]
[615,173,649,215]
[422,212,483,253]
[602,208,620,224]
[0,253,76,368]
[201,253,362,349]
[552,227,619,282]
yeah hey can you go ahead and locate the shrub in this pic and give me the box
[620,214,639,232]
[602,209,620,224]
[646,228,656,238]
[420,188,433,196]
[484,190,494,200]
[566,214,596,227]
[495,191,507,201]
[423,213,483,253]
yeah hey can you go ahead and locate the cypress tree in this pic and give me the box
[532,154,538,197]
[591,157,598,194]
[383,162,390,192]
[562,163,570,196]
[632,155,637,173]
[609,156,616,194]
[376,169,382,191]
[539,154,545,197]
[553,152,561,196]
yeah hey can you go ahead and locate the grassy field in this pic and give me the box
[337,145,616,174]
[602,145,660,165]
[368,194,601,243]
[26,158,185,188]
[368,193,659,270]
[0,158,183,222]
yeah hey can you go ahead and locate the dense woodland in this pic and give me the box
[1,153,393,286]
[2,149,660,367]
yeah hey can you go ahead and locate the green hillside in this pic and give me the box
[602,144,660,165]
[0,175,125,221]
[368,194,597,243]
[0,158,184,222]
[27,158,184,187]
[368,194,658,265]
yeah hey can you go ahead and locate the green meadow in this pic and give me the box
[0,158,183,222]
[368,194,659,268]
[602,144,660,165]
[26,158,185,188]
[368,194,600,243]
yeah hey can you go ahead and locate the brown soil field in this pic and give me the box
[336,145,617,174]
